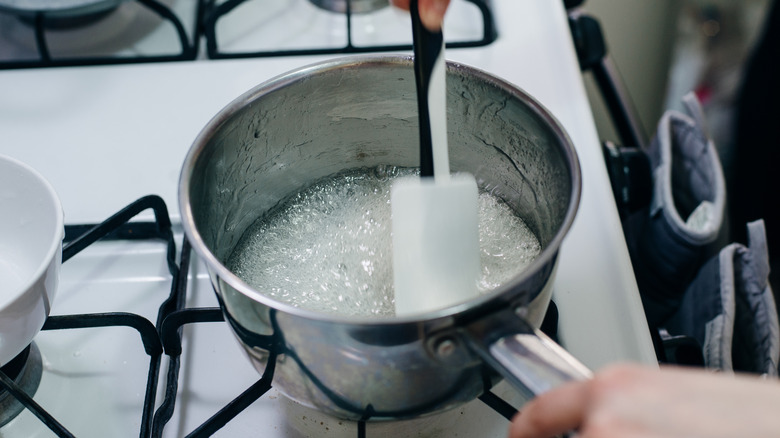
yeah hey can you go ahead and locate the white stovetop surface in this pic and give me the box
[0,0,656,436]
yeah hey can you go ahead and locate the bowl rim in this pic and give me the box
[0,154,64,311]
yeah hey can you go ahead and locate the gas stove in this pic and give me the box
[0,0,656,436]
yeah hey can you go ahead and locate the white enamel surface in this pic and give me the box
[0,155,64,366]
[0,0,655,436]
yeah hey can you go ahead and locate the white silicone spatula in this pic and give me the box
[392,0,481,316]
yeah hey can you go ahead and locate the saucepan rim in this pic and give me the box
[178,54,581,326]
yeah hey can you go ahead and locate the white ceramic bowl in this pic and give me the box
[0,155,64,366]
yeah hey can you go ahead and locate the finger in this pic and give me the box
[418,0,450,31]
[389,0,450,31]
[508,381,590,438]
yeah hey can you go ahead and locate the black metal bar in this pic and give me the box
[205,38,496,57]
[1,346,31,382]
[138,0,196,58]
[62,195,172,263]
[65,222,167,243]
[151,238,209,438]
[204,0,496,60]
[42,313,163,356]
[0,53,196,70]
[205,40,493,60]
[471,0,498,44]
[567,11,646,149]
[138,196,180,438]
[154,305,278,437]
[478,391,518,421]
[0,195,179,438]
[345,0,354,50]
[151,308,223,435]
[160,308,225,356]
[148,238,190,438]
[152,304,224,437]
[140,355,162,438]
[357,420,366,438]
[140,230,181,438]
[0,0,199,70]
[156,237,192,330]
[203,0,245,59]
[151,355,180,438]
[184,359,276,438]
[0,369,74,437]
[356,406,375,437]
[4,0,495,69]
[39,312,164,438]
[40,304,171,437]
[592,57,647,149]
[33,13,51,62]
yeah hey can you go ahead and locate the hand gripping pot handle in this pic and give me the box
[464,307,593,402]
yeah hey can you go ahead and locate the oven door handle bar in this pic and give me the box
[567,6,647,149]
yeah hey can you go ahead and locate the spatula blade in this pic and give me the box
[392,173,481,316]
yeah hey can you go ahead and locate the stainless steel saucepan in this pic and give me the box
[179,55,590,421]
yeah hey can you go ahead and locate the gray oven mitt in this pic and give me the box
[624,92,726,327]
[665,220,779,375]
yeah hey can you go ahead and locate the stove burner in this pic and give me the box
[308,0,387,14]
[16,6,116,30]
[0,0,194,67]
[0,0,123,17]
[0,343,43,428]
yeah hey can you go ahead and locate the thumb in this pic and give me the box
[389,0,450,32]
[418,0,450,31]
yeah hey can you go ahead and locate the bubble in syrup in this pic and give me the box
[227,167,541,317]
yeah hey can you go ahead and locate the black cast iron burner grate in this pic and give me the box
[0,1,202,69]
[0,0,495,69]
[0,194,521,437]
[203,0,496,60]
[152,243,521,437]
[0,195,180,437]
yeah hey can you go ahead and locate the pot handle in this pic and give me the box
[464,307,592,401]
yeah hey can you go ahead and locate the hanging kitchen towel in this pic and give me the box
[623,92,726,327]
[665,220,779,375]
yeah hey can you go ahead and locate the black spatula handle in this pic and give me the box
[410,0,444,178]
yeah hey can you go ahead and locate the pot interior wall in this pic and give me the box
[188,58,574,284]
